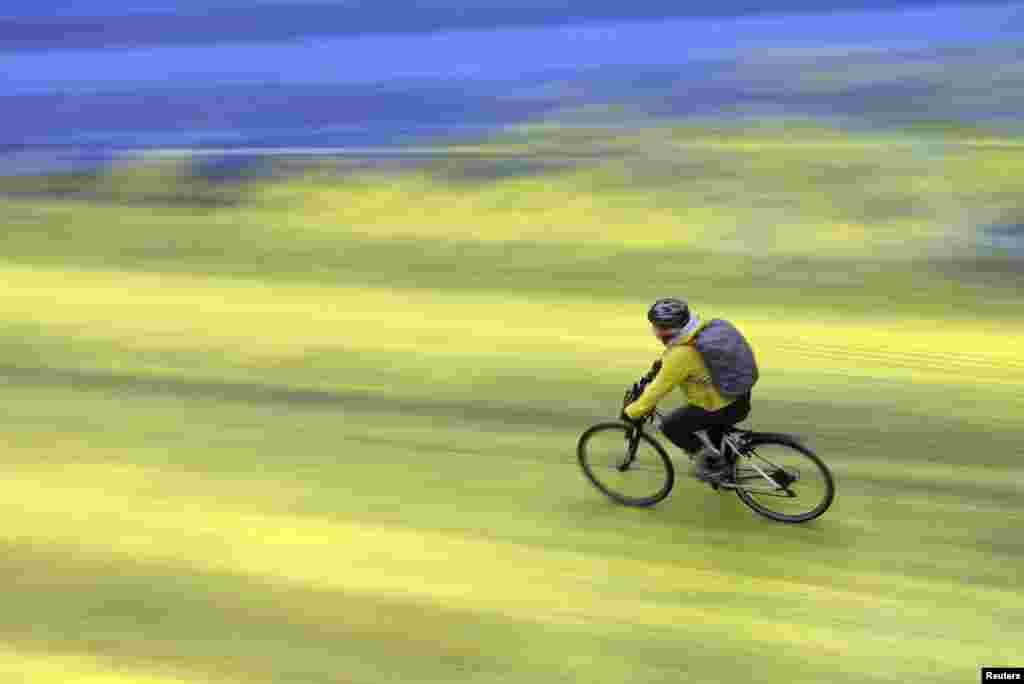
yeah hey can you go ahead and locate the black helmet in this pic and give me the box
[647,298,690,328]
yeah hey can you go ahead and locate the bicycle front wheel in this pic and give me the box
[732,434,835,523]
[577,422,675,507]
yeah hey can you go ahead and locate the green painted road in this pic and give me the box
[1,124,1021,683]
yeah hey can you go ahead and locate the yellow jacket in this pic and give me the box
[623,320,736,418]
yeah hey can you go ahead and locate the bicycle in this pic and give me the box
[576,366,835,523]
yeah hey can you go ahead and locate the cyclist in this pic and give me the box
[620,298,752,481]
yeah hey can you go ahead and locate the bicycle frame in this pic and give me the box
[647,408,796,494]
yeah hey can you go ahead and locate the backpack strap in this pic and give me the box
[665,315,708,347]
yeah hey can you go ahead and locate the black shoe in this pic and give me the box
[696,461,729,483]
[690,450,729,482]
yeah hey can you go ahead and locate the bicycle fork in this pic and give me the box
[618,428,641,471]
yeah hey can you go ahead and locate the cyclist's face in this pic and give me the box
[652,324,675,344]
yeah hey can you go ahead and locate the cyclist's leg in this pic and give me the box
[707,392,752,451]
[663,393,752,455]
[660,404,714,454]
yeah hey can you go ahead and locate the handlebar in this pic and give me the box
[622,360,667,426]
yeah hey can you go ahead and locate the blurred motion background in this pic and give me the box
[1,2,1023,683]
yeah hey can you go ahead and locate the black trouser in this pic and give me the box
[660,392,752,455]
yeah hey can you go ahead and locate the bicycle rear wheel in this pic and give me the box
[732,434,834,522]
[577,422,674,507]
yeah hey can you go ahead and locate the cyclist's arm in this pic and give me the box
[624,346,692,419]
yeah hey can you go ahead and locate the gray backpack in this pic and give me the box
[690,319,759,397]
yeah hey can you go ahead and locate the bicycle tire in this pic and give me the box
[732,434,835,523]
[577,422,675,507]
